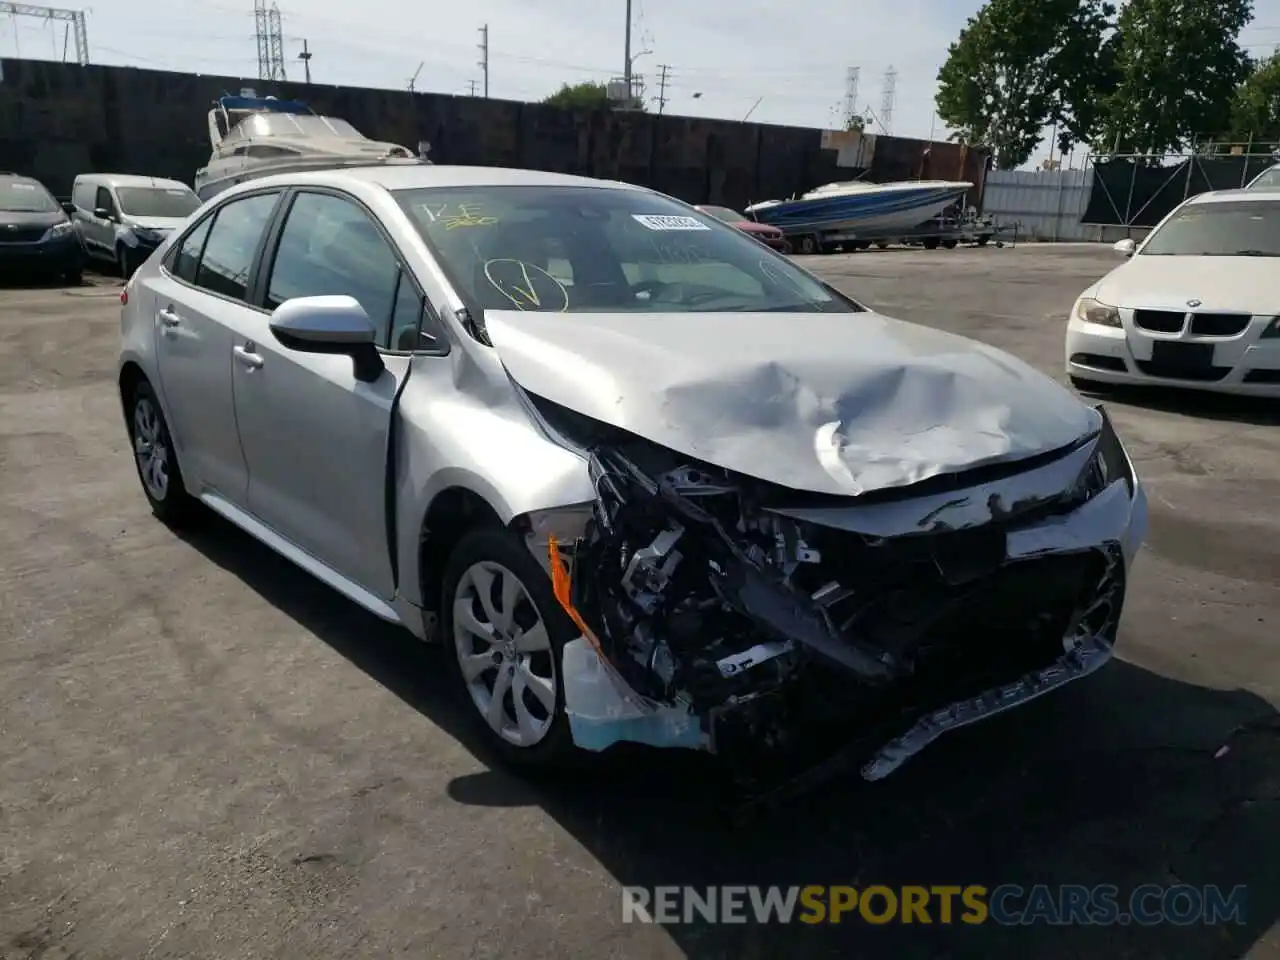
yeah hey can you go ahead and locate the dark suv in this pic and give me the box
[0,172,84,284]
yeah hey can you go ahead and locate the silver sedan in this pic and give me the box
[118,164,1148,784]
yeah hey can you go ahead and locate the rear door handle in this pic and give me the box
[233,344,264,370]
[158,307,181,328]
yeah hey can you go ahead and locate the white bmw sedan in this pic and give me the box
[1066,189,1280,397]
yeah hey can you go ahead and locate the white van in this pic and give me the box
[70,174,201,277]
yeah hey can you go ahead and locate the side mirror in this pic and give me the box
[1113,238,1136,257]
[61,201,76,215]
[269,295,385,382]
[93,206,113,220]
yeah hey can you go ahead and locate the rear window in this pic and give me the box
[394,184,855,315]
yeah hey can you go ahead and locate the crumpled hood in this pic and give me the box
[485,309,1100,497]
[1091,255,1280,312]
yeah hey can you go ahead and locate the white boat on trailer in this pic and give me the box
[746,179,974,254]
[194,92,425,201]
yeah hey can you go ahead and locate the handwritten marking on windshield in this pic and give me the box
[418,203,499,229]
[483,259,569,311]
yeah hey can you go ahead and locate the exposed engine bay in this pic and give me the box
[531,395,1134,798]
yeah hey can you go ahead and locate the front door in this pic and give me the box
[227,189,419,598]
[151,190,282,504]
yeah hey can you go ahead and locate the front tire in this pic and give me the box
[127,380,196,526]
[442,527,579,770]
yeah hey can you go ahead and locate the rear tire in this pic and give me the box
[442,527,580,771]
[117,244,138,280]
[63,264,82,285]
[126,380,197,527]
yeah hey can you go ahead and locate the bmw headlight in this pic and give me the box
[43,221,74,240]
[1074,297,1122,328]
[1067,406,1134,505]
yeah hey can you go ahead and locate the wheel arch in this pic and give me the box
[416,485,505,638]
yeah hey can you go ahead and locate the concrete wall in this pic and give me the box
[982,168,1098,241]
[0,59,989,210]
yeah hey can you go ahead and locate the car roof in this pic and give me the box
[0,171,42,186]
[236,164,645,194]
[74,173,193,190]
[1186,187,1280,205]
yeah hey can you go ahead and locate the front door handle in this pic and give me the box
[233,344,264,370]
[158,307,181,329]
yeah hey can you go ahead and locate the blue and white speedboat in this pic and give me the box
[745,179,973,236]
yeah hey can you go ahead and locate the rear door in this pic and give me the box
[226,188,427,598]
[150,189,283,504]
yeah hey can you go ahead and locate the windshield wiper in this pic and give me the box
[1202,249,1280,257]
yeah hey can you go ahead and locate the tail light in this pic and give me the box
[120,289,128,305]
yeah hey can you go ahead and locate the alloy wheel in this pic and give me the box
[132,396,170,501]
[452,561,558,748]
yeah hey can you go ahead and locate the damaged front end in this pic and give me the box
[536,403,1144,791]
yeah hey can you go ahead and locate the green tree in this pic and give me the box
[1098,0,1253,155]
[935,0,1115,169]
[1229,50,1280,142]
[542,81,645,112]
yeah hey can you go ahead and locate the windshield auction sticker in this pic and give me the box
[632,214,711,231]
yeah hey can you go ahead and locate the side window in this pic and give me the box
[171,216,214,284]
[94,186,115,216]
[193,192,279,301]
[265,192,400,346]
[388,272,446,352]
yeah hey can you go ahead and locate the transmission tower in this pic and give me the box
[0,2,89,64]
[254,0,286,81]
[842,66,860,127]
[879,65,897,135]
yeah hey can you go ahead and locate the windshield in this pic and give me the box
[116,186,200,219]
[701,205,747,223]
[1248,166,1280,189]
[396,185,854,314]
[1141,200,1280,257]
[0,180,58,213]
[235,113,364,141]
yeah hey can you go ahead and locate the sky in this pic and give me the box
[4,0,1280,163]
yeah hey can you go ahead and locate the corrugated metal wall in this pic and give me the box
[982,168,1098,241]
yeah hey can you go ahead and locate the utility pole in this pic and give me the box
[298,38,312,84]
[623,0,632,104]
[467,80,478,96]
[477,24,489,98]
[655,63,670,116]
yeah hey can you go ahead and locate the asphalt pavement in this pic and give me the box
[0,247,1276,959]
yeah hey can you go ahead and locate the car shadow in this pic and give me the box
[176,513,1279,959]
[1079,382,1280,427]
